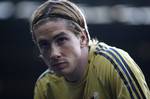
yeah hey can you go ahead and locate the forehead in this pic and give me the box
[33,19,76,41]
[34,20,67,34]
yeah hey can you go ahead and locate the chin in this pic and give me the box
[57,69,72,76]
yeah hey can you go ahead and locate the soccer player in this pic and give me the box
[30,0,150,99]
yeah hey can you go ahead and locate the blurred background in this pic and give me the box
[0,0,150,99]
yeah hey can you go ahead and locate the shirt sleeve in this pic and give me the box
[97,47,150,99]
[34,80,46,99]
[116,48,150,99]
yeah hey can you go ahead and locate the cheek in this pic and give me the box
[62,42,81,58]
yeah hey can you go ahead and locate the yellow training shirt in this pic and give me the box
[34,42,150,99]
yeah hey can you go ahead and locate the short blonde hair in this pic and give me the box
[30,0,90,42]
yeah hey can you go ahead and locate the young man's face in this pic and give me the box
[33,20,87,76]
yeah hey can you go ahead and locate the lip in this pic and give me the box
[51,62,67,70]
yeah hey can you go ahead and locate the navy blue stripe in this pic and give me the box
[104,49,141,99]
[110,48,146,99]
[97,51,134,99]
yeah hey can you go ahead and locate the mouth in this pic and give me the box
[51,62,67,70]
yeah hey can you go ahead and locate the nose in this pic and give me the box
[50,46,61,59]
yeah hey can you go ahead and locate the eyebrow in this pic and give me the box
[37,32,68,44]
[53,32,68,40]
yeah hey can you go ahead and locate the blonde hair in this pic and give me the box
[30,0,90,43]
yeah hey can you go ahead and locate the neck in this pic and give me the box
[65,47,89,83]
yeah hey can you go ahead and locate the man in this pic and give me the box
[30,0,150,99]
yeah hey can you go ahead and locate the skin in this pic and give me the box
[33,19,89,82]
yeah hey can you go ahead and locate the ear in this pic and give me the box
[80,31,88,48]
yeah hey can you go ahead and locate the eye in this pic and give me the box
[56,36,68,45]
[38,40,50,49]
